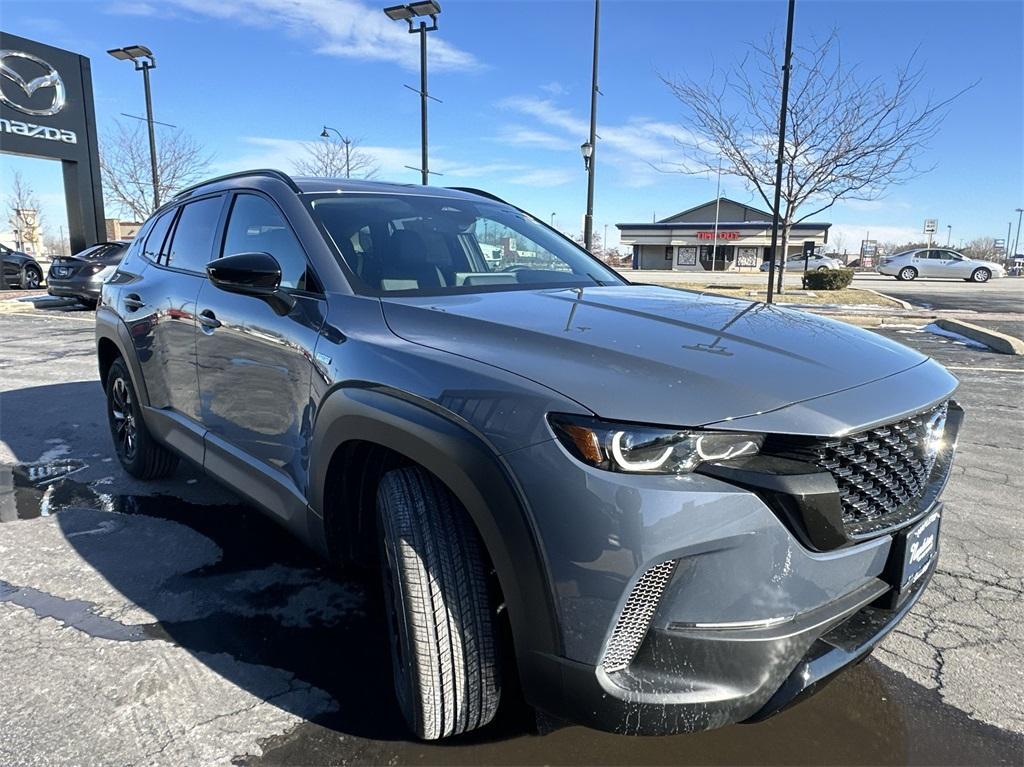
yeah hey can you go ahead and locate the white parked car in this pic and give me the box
[759,254,844,272]
[878,249,1005,282]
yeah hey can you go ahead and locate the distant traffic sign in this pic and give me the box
[924,219,938,234]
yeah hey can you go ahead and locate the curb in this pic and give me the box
[851,287,915,310]
[935,318,1024,356]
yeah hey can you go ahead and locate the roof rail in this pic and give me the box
[173,169,301,200]
[446,186,509,205]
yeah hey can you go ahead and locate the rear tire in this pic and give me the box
[21,265,42,289]
[897,267,917,281]
[971,268,991,283]
[376,466,501,740]
[105,358,178,480]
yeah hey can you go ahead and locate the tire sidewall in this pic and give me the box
[898,267,917,281]
[972,268,990,283]
[376,504,424,735]
[105,359,145,475]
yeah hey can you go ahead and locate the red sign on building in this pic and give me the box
[696,231,740,240]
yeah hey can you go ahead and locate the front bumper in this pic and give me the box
[521,553,935,734]
[502,400,955,735]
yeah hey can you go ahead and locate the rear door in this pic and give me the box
[121,196,226,462]
[195,191,326,523]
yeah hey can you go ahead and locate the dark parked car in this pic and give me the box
[0,243,44,289]
[48,241,130,308]
[97,170,960,740]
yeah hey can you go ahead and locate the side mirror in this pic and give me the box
[207,252,295,313]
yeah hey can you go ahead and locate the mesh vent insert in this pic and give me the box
[602,559,678,674]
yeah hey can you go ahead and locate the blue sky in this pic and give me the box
[2,0,1022,252]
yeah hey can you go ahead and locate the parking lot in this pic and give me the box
[1,299,1022,766]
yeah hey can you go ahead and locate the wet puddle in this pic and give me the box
[2,461,1021,765]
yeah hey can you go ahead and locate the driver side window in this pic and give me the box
[221,194,310,291]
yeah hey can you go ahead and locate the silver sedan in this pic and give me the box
[878,249,1005,282]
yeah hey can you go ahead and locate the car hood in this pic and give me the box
[380,285,929,426]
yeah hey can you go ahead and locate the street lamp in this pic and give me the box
[946,224,952,246]
[320,126,352,178]
[384,1,441,185]
[581,0,600,252]
[1013,208,1024,259]
[108,45,160,209]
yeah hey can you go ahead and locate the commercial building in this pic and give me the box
[617,198,831,271]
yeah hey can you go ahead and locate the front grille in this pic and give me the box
[796,403,949,535]
[602,559,677,674]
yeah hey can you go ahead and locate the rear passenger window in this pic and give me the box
[221,194,309,291]
[166,197,223,272]
[142,210,175,263]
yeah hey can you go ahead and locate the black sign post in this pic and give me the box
[1,32,105,253]
[802,239,815,272]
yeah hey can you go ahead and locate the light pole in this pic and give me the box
[946,224,952,246]
[1014,208,1024,259]
[384,2,441,185]
[108,45,160,210]
[766,0,796,304]
[581,0,601,252]
[550,212,556,227]
[320,126,352,178]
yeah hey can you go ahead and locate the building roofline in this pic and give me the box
[657,196,773,223]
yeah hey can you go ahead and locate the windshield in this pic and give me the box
[307,193,624,295]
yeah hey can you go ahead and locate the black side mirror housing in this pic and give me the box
[207,252,295,314]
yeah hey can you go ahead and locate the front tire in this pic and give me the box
[21,265,42,289]
[897,266,917,281]
[376,466,501,740]
[105,358,178,479]
[971,268,991,283]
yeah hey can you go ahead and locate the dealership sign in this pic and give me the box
[0,48,77,144]
[0,31,105,253]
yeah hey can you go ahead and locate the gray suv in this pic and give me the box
[96,170,961,740]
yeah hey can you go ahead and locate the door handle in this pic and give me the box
[198,309,221,330]
[124,294,145,311]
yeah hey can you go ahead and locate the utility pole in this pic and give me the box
[711,158,722,271]
[765,0,796,304]
[582,0,601,251]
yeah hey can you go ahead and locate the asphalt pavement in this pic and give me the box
[1,298,1022,766]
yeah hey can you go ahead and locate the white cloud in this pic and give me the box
[829,223,923,251]
[539,81,567,96]
[496,96,694,186]
[506,168,575,188]
[496,126,575,151]
[131,0,479,71]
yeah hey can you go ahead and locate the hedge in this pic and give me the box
[802,268,854,290]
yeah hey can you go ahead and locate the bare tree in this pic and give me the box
[7,171,43,253]
[662,30,974,291]
[293,136,378,179]
[961,236,1001,263]
[100,119,211,221]
[43,231,69,256]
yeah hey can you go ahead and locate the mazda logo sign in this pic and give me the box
[0,50,66,117]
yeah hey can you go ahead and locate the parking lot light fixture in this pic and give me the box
[108,45,160,210]
[580,141,593,171]
[384,2,441,185]
[319,126,353,178]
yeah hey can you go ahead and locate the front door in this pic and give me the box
[195,192,325,523]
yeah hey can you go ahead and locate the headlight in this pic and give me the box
[549,414,763,474]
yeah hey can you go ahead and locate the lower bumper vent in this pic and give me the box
[601,559,678,673]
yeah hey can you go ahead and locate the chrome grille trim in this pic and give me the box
[601,559,677,674]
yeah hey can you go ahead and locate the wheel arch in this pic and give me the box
[95,308,151,406]
[308,385,563,667]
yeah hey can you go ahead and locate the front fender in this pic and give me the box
[308,385,563,671]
